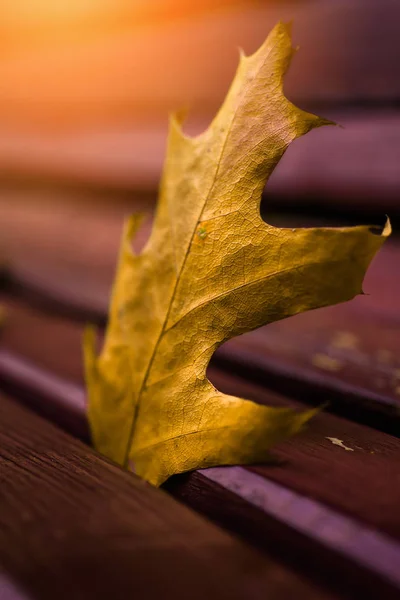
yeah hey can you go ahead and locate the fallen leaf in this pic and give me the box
[326,438,355,452]
[84,23,390,486]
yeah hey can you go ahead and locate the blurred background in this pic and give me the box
[2,6,400,592]
[1,0,399,308]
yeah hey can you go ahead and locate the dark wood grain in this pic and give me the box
[2,296,400,533]
[2,3,400,590]
[3,233,400,433]
[210,370,400,540]
[0,195,149,321]
[2,352,400,599]
[0,393,337,600]
[0,350,89,443]
[0,297,87,382]
[2,280,400,538]
[2,110,400,209]
[1,194,400,596]
[216,240,400,435]
[166,468,400,599]
[3,331,400,544]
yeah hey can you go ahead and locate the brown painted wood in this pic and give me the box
[165,469,400,599]
[2,351,400,599]
[1,301,400,541]
[2,196,400,595]
[0,297,86,383]
[0,393,335,600]
[0,195,149,319]
[2,110,400,209]
[210,370,400,541]
[3,223,400,432]
[216,240,400,434]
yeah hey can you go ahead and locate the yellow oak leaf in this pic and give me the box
[84,22,390,486]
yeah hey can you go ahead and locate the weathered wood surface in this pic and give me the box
[1,243,400,597]
[2,110,400,208]
[3,279,400,436]
[216,237,400,433]
[166,467,400,599]
[2,201,399,430]
[217,308,400,433]
[0,196,147,314]
[1,326,400,598]
[1,110,399,596]
[1,299,399,539]
[210,371,400,540]
[1,393,338,600]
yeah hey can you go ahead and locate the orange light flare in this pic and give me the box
[0,1,270,131]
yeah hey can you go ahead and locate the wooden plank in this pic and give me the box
[2,206,400,596]
[216,240,400,435]
[0,393,335,600]
[2,210,400,430]
[167,468,400,597]
[217,320,400,434]
[0,575,30,600]
[0,350,89,443]
[0,297,86,383]
[2,336,400,543]
[0,195,148,317]
[1,301,400,539]
[2,110,400,209]
[1,351,400,599]
[210,370,400,540]
[3,283,400,436]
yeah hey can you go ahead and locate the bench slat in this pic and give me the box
[2,110,400,208]
[2,296,400,537]
[2,339,400,543]
[1,393,336,600]
[3,237,400,432]
[2,350,400,599]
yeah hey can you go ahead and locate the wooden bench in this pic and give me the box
[1,206,400,599]
[1,2,400,598]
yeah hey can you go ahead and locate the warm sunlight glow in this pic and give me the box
[0,1,266,130]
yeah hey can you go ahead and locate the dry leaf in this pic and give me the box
[84,23,390,486]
